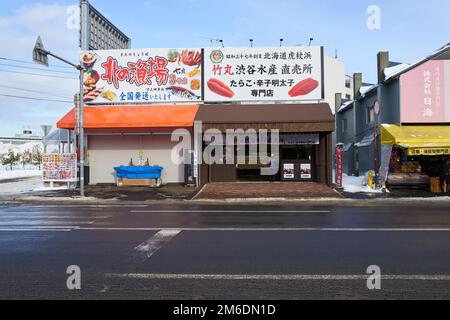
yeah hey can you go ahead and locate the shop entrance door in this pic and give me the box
[280,145,317,182]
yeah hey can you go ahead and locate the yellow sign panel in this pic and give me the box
[408,148,450,156]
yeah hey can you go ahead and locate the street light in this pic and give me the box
[33,36,86,197]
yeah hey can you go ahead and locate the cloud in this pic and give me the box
[0,2,79,136]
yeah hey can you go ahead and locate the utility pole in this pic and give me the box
[33,36,86,197]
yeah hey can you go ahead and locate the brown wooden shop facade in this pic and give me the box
[195,103,335,186]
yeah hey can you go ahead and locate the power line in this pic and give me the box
[0,63,77,75]
[0,85,72,99]
[0,94,72,103]
[0,69,78,80]
[0,57,74,69]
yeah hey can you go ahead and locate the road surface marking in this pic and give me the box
[77,227,450,232]
[0,228,71,232]
[0,215,110,219]
[130,210,332,213]
[105,273,450,281]
[134,229,182,260]
[2,226,450,232]
[0,221,95,226]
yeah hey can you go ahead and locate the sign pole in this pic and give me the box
[373,100,380,188]
[79,69,85,197]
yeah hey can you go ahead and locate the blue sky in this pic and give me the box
[0,0,449,136]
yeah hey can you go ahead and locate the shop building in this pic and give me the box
[194,103,334,186]
[336,43,450,188]
[57,105,199,184]
[53,45,340,188]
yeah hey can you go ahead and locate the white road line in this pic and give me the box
[78,227,450,232]
[134,229,182,260]
[130,210,332,213]
[0,216,110,219]
[0,228,71,232]
[1,226,450,233]
[0,221,95,226]
[105,273,450,281]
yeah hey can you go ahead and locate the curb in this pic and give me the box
[2,196,450,207]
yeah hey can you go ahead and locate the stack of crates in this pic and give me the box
[430,177,447,193]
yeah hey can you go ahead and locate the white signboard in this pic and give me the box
[283,163,295,179]
[300,163,312,179]
[80,48,202,104]
[204,46,323,102]
[42,154,77,182]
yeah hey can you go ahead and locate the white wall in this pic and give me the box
[88,135,188,184]
[324,56,351,113]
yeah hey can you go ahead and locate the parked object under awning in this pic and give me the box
[57,105,199,129]
[381,124,450,155]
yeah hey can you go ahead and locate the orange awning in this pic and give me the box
[57,105,199,129]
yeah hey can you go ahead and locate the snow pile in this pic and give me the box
[0,169,42,181]
[337,100,353,113]
[341,173,384,194]
[33,185,69,192]
[384,63,410,80]
[359,85,378,98]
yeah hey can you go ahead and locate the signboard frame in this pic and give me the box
[203,46,325,103]
[42,153,78,183]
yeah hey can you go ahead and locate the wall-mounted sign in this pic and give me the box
[42,154,77,182]
[80,48,202,104]
[408,147,450,156]
[400,59,450,123]
[279,133,320,145]
[204,46,324,102]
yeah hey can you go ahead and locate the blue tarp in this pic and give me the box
[114,166,164,179]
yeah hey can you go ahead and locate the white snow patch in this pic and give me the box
[33,186,69,192]
[0,169,42,181]
[335,171,385,194]
[359,85,378,97]
[384,63,410,80]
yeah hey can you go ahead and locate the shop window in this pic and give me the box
[341,118,348,133]
[366,107,374,124]
[281,145,314,161]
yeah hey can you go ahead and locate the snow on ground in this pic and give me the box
[333,170,384,194]
[0,168,42,181]
[0,177,43,195]
[342,174,383,194]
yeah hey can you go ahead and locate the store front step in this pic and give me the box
[194,182,341,200]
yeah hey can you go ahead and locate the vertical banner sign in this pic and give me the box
[379,145,393,182]
[204,46,324,102]
[335,145,343,187]
[79,48,202,104]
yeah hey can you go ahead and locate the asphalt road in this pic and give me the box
[0,203,450,300]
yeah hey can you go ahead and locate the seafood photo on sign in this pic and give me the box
[179,50,202,68]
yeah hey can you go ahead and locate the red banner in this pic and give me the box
[336,146,343,188]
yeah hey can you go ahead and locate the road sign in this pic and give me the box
[374,100,380,115]
[32,36,48,67]
[41,125,52,137]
